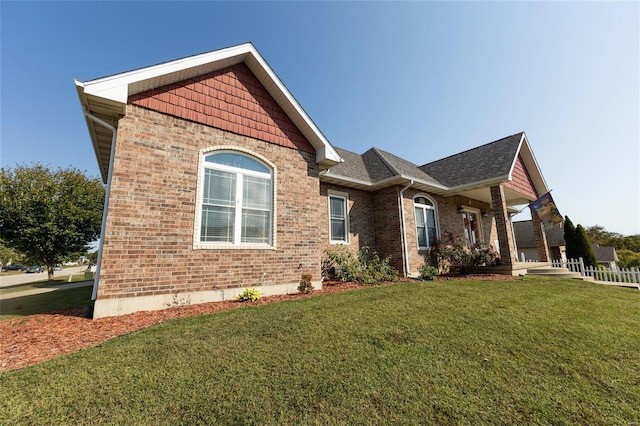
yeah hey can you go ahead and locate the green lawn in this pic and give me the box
[0,284,93,319]
[1,277,638,425]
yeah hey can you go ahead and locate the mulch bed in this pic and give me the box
[1,275,516,373]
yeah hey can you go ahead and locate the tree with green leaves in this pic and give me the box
[575,224,598,268]
[564,216,578,260]
[0,242,25,269]
[0,164,105,280]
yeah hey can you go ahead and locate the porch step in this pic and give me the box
[525,266,594,282]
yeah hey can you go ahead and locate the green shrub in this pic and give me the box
[324,245,398,284]
[430,231,499,274]
[298,274,314,294]
[418,264,439,281]
[237,288,262,302]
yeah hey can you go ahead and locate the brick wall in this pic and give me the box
[401,191,496,276]
[490,185,517,266]
[372,186,405,274]
[319,183,376,254]
[317,183,501,277]
[97,105,322,306]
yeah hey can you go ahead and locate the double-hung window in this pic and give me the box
[200,152,272,246]
[329,192,348,244]
[414,196,438,249]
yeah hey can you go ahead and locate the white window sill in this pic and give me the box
[194,243,276,250]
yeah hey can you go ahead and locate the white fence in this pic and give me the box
[552,258,640,284]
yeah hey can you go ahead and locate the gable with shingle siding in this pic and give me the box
[129,63,315,154]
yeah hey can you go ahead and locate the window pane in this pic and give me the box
[205,153,269,174]
[329,196,347,242]
[241,209,269,243]
[243,175,271,210]
[426,210,437,246]
[331,219,346,241]
[330,197,345,219]
[203,169,236,206]
[415,197,433,207]
[201,205,234,242]
[414,207,425,227]
[415,206,430,247]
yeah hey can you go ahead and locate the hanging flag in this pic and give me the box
[530,192,563,229]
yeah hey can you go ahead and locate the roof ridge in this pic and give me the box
[421,132,524,168]
[367,147,399,177]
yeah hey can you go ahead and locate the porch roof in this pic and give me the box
[320,133,549,207]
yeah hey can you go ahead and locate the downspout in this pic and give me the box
[399,180,414,277]
[82,107,117,301]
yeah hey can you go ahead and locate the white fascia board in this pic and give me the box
[447,175,510,193]
[508,133,549,196]
[320,172,449,193]
[79,43,255,103]
[319,171,373,188]
[77,43,342,166]
[507,134,525,181]
[519,134,549,195]
[397,174,448,192]
[244,50,341,164]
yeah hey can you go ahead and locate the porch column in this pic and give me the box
[531,210,550,262]
[490,185,517,266]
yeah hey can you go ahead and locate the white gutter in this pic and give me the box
[81,107,117,302]
[399,180,414,277]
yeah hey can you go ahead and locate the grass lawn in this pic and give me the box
[0,284,93,319]
[1,277,638,424]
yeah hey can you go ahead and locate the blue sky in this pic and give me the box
[2,1,639,235]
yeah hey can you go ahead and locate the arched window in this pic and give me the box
[199,151,272,245]
[414,196,438,249]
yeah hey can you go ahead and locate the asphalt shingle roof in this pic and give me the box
[328,147,443,186]
[591,244,619,262]
[419,133,524,188]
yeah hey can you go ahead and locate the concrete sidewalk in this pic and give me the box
[0,281,93,301]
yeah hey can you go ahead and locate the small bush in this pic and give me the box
[430,231,499,274]
[237,288,262,302]
[324,245,398,284]
[418,264,439,281]
[298,274,314,294]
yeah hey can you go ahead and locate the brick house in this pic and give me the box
[75,43,551,318]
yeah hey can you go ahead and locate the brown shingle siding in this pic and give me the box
[504,155,538,200]
[129,63,314,154]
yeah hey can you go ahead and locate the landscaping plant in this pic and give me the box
[237,288,261,302]
[429,231,498,274]
[324,245,398,284]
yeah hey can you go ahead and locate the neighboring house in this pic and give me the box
[513,220,619,269]
[591,244,619,270]
[76,43,552,318]
[513,220,566,262]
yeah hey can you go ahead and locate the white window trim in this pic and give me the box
[328,190,349,245]
[193,146,277,250]
[414,194,439,250]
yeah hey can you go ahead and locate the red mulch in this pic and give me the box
[1,275,515,372]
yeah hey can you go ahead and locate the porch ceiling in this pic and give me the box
[451,186,534,208]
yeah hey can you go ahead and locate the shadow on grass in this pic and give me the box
[0,285,94,319]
